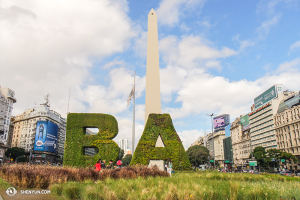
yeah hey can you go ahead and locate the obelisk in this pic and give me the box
[145,9,161,124]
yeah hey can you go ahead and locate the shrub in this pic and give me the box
[0,164,168,189]
[130,114,191,170]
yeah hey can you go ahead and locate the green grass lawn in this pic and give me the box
[50,171,300,200]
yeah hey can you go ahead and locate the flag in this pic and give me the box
[127,85,135,106]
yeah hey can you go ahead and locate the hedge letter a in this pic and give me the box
[64,113,120,167]
[130,114,191,170]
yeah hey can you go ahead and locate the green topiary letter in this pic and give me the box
[63,113,120,167]
[130,114,191,170]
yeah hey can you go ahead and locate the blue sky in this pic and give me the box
[1,0,300,149]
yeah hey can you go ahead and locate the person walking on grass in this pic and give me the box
[94,159,101,172]
[167,158,173,177]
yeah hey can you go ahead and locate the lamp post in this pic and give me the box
[207,113,215,169]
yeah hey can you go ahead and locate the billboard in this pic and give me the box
[254,85,277,109]
[241,115,250,131]
[213,117,225,128]
[34,121,58,153]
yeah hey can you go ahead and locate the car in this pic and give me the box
[279,171,286,175]
[283,171,295,177]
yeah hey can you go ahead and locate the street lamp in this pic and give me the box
[207,113,215,169]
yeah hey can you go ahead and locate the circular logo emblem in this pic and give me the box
[6,187,17,196]
[36,140,43,146]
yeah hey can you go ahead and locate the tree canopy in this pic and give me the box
[249,146,298,168]
[5,147,25,161]
[186,145,209,167]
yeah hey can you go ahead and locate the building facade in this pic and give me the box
[214,130,225,165]
[250,85,296,150]
[12,103,66,163]
[274,93,300,170]
[0,87,17,145]
[119,139,128,152]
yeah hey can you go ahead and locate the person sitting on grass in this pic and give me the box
[107,160,114,169]
[94,159,101,172]
[101,160,106,169]
[117,159,122,168]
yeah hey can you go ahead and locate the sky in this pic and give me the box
[1,0,300,150]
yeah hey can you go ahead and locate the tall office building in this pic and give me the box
[250,85,296,150]
[0,87,17,145]
[119,139,128,152]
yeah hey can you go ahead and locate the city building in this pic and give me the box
[190,135,206,147]
[12,98,66,163]
[274,92,300,170]
[206,132,214,158]
[119,139,128,152]
[223,136,233,169]
[231,114,252,169]
[0,87,17,145]
[250,85,296,150]
[213,130,226,165]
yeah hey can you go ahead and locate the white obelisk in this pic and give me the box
[145,9,161,124]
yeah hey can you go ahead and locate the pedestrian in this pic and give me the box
[164,161,167,172]
[107,160,114,169]
[117,159,122,168]
[94,159,101,172]
[101,160,106,169]
[167,158,173,177]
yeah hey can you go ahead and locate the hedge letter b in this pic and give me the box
[64,113,120,167]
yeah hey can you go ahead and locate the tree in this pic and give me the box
[281,152,298,163]
[186,145,209,167]
[121,154,132,166]
[266,148,282,169]
[5,147,25,161]
[250,146,268,167]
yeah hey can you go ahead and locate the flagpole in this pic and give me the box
[132,71,135,154]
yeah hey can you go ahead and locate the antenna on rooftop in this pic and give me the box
[67,87,71,114]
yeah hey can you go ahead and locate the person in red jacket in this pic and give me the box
[94,159,101,171]
[117,159,122,168]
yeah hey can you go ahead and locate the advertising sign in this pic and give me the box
[34,121,58,153]
[254,85,277,109]
[241,115,250,131]
[34,121,47,151]
[213,117,225,128]
[44,121,58,153]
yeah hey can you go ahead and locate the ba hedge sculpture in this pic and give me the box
[64,113,120,167]
[130,114,191,170]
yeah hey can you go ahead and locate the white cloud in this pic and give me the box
[180,22,191,32]
[276,58,300,73]
[289,40,300,54]
[156,0,206,26]
[232,34,255,52]
[0,0,137,117]
[256,14,281,39]
[159,35,237,69]
[178,129,205,150]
